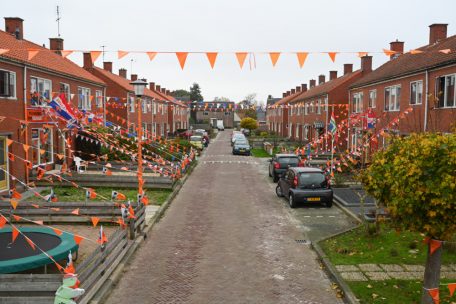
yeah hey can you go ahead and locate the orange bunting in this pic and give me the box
[117,50,129,59]
[141,196,149,205]
[33,220,44,225]
[0,49,9,55]
[206,52,218,69]
[10,199,18,210]
[22,144,30,153]
[11,189,21,199]
[6,138,13,146]
[28,49,39,61]
[439,49,451,54]
[430,239,442,255]
[53,228,63,236]
[91,216,100,227]
[235,52,248,69]
[427,288,439,304]
[146,52,157,61]
[31,204,40,208]
[73,235,83,245]
[12,227,19,242]
[90,51,102,63]
[25,237,36,250]
[410,49,423,54]
[55,262,64,272]
[71,208,80,215]
[327,52,337,62]
[64,263,75,274]
[357,52,368,57]
[269,52,281,67]
[61,50,73,58]
[56,153,64,160]
[50,207,60,212]
[12,215,21,221]
[448,283,456,297]
[0,216,6,228]
[296,52,308,68]
[176,52,189,70]
[383,49,397,57]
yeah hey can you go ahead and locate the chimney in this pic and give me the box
[309,79,316,88]
[286,90,291,97]
[318,75,325,85]
[282,92,287,98]
[344,64,353,75]
[361,55,373,73]
[156,85,161,92]
[329,71,338,81]
[296,86,301,93]
[103,62,113,73]
[83,52,93,69]
[166,90,170,95]
[149,82,155,91]
[429,24,448,44]
[389,40,404,59]
[49,38,63,55]
[5,17,24,39]
[291,89,296,94]
[301,84,307,92]
[161,88,166,94]
[131,74,138,81]
[119,68,127,78]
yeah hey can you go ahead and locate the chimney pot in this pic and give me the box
[343,64,353,75]
[119,68,127,79]
[166,90,170,95]
[361,55,373,73]
[291,89,296,94]
[309,79,316,88]
[429,23,448,44]
[389,40,404,59]
[161,88,166,94]
[103,62,113,73]
[301,84,307,92]
[83,52,93,69]
[318,75,325,85]
[149,82,155,91]
[131,74,138,81]
[329,71,338,80]
[4,17,24,40]
[49,38,64,55]
[282,92,287,98]
[286,90,291,97]
[156,85,161,92]
[296,86,301,93]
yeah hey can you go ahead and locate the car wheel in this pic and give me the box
[272,173,279,183]
[289,194,296,208]
[275,185,284,197]
[325,200,333,208]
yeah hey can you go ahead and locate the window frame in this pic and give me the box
[77,86,91,111]
[410,81,423,105]
[95,90,103,108]
[31,128,54,166]
[435,73,456,108]
[353,92,363,113]
[59,82,70,101]
[30,76,52,106]
[384,85,401,112]
[368,90,377,108]
[0,69,17,99]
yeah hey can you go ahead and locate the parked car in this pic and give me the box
[276,167,333,208]
[232,139,251,156]
[241,128,250,136]
[268,154,301,182]
[189,135,203,150]
[231,133,246,146]
[217,119,225,131]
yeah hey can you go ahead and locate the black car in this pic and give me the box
[232,140,251,155]
[276,167,333,208]
[268,154,301,182]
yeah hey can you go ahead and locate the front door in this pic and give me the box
[0,136,8,191]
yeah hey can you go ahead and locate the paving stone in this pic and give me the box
[440,265,453,272]
[335,265,359,272]
[388,272,422,279]
[358,263,382,272]
[379,264,404,272]
[441,272,456,280]
[340,272,368,281]
[402,264,425,272]
[365,272,391,281]
[449,264,456,271]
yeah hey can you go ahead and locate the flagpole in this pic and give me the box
[330,134,334,176]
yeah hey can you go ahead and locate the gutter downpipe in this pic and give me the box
[347,90,351,151]
[23,65,29,184]
[424,70,429,132]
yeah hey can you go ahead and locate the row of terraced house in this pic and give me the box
[267,23,456,153]
[0,17,189,193]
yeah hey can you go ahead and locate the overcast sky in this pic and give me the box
[2,0,455,103]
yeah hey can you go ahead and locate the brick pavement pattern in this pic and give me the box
[104,131,341,304]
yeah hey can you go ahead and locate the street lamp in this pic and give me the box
[130,79,148,201]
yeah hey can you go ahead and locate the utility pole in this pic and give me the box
[101,45,106,62]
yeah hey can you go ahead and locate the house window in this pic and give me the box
[128,96,135,113]
[305,104,308,115]
[31,128,53,166]
[224,112,230,116]
[95,90,103,108]
[0,70,16,99]
[410,81,423,105]
[317,99,322,114]
[142,99,148,113]
[78,87,91,110]
[310,102,315,113]
[30,77,51,106]
[203,111,209,116]
[384,85,401,111]
[436,74,455,108]
[59,83,70,101]
[152,102,157,115]
[369,90,377,108]
[353,92,363,113]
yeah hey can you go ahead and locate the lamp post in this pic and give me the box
[130,79,147,198]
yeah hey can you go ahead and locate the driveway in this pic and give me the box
[104,130,343,304]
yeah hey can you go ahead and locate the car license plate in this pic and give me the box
[307,197,320,202]
[240,149,245,152]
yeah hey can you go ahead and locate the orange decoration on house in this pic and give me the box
[269,52,281,67]
[296,52,308,68]
[176,52,189,70]
[73,235,83,245]
[117,50,129,59]
[327,52,338,62]
[10,199,18,210]
[206,52,218,69]
[146,52,157,61]
[28,49,39,60]
[90,51,102,63]
[235,52,248,69]
[91,217,100,227]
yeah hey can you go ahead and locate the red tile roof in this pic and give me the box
[351,34,456,88]
[153,89,188,108]
[271,91,302,107]
[0,30,104,85]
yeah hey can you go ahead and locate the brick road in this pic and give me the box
[104,131,342,304]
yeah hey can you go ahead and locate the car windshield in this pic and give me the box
[278,157,299,165]
[190,136,202,141]
[298,172,326,188]
[235,140,249,146]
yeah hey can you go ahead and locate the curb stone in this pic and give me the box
[88,160,197,304]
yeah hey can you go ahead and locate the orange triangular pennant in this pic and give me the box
[73,235,83,245]
[357,52,368,58]
[31,204,39,208]
[71,208,80,215]
[428,288,439,304]
[25,237,36,250]
[269,52,281,67]
[12,227,19,242]
[10,199,18,210]
[0,49,9,55]
[439,49,451,54]
[50,207,60,212]
[205,52,218,69]
[0,216,6,228]
[176,52,188,70]
[28,49,39,61]
[383,49,397,57]
[12,215,21,221]
[327,52,337,62]
[448,283,456,297]
[91,216,100,227]
[146,52,157,61]
[11,190,22,199]
[410,49,423,55]
[90,51,102,64]
[61,50,73,58]
[235,52,248,69]
[296,52,308,68]
[23,144,30,153]
[117,50,129,59]
[33,220,44,225]
[6,138,13,146]
[55,262,64,272]
[430,239,442,255]
[53,228,63,236]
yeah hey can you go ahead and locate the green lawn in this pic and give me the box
[349,279,454,304]
[321,225,456,265]
[250,148,271,158]
[32,187,172,205]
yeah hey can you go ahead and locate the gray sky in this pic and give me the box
[2,0,455,103]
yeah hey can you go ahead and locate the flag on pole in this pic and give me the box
[328,113,337,135]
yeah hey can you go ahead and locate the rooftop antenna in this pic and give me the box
[130,59,135,75]
[101,45,106,62]
[56,6,61,37]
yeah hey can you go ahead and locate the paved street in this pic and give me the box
[105,131,344,304]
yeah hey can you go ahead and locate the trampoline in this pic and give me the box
[0,227,78,273]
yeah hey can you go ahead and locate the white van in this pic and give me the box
[217,119,225,131]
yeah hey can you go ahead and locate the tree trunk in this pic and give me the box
[421,240,442,304]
